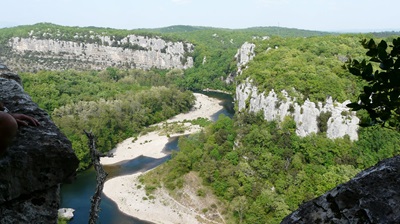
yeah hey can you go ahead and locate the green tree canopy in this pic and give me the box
[347,37,400,130]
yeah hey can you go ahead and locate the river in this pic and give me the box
[60,91,234,223]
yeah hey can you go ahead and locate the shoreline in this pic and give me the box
[101,93,224,223]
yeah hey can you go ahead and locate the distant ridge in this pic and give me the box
[3,23,399,38]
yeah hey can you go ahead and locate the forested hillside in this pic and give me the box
[237,34,376,102]
[8,23,400,223]
[1,23,332,92]
[21,68,194,169]
[140,33,400,223]
[5,24,340,171]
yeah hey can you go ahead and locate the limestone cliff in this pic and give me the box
[235,42,256,74]
[0,65,79,223]
[4,33,193,72]
[235,43,359,140]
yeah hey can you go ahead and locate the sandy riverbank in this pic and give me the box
[101,93,224,223]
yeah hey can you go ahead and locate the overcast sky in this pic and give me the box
[1,0,399,32]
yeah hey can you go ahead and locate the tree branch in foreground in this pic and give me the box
[84,130,109,224]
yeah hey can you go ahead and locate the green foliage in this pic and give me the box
[237,35,377,103]
[1,23,337,93]
[20,68,181,112]
[11,24,400,223]
[317,111,332,133]
[188,117,212,127]
[57,217,69,224]
[143,110,400,223]
[21,69,195,170]
[346,37,400,130]
[52,87,194,170]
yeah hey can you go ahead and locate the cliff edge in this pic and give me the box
[0,65,79,223]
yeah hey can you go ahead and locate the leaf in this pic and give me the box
[368,39,377,49]
[364,86,373,95]
[378,48,388,62]
[394,58,400,70]
[366,49,378,57]
[348,67,361,76]
[346,102,362,111]
[378,40,388,50]
[370,57,381,63]
[362,63,373,79]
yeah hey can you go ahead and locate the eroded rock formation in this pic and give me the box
[5,33,193,72]
[0,65,79,223]
[235,43,359,140]
[236,81,359,140]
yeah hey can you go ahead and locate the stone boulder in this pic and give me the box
[281,155,400,224]
[58,208,75,220]
[0,65,79,223]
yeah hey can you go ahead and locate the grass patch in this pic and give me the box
[188,117,212,127]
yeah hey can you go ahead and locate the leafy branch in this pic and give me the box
[346,37,400,130]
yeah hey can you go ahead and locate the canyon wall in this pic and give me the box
[4,33,193,72]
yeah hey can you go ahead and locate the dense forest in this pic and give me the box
[140,32,400,222]
[21,68,194,169]
[8,23,400,222]
[236,34,400,103]
[1,23,333,92]
[141,112,400,223]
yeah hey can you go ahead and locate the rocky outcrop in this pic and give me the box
[281,155,400,224]
[225,42,256,84]
[6,33,193,72]
[234,42,359,140]
[0,65,79,223]
[235,42,256,73]
[236,81,359,140]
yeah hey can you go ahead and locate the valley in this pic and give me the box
[1,23,400,223]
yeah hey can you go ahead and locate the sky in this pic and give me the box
[1,0,399,32]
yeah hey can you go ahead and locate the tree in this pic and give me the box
[346,37,400,130]
[231,196,248,224]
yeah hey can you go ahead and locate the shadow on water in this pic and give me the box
[60,137,181,224]
[199,91,235,120]
[60,165,154,224]
[60,92,234,224]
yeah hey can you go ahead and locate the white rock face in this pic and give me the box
[234,41,359,140]
[235,42,256,73]
[236,81,359,140]
[225,42,256,84]
[8,35,193,70]
[58,208,75,220]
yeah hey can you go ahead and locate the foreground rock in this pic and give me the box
[281,155,400,224]
[0,65,79,223]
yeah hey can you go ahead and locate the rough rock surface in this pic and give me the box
[236,80,359,140]
[235,42,256,73]
[281,155,400,224]
[225,42,256,84]
[0,65,79,223]
[6,34,193,71]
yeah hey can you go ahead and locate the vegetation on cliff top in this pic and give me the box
[3,23,398,93]
[1,23,333,92]
[141,36,400,223]
[14,23,400,222]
